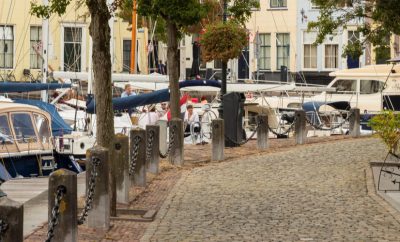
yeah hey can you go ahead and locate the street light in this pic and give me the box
[218,0,228,119]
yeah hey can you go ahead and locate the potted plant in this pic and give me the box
[368,110,400,155]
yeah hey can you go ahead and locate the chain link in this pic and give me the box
[305,112,352,131]
[45,185,66,242]
[160,125,176,158]
[0,219,8,241]
[77,157,101,225]
[146,130,155,161]
[129,136,141,176]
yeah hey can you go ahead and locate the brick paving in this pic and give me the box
[143,138,400,241]
[25,136,400,241]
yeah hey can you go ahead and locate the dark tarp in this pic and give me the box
[0,162,12,182]
[302,101,351,125]
[86,80,221,114]
[14,99,73,136]
[0,82,71,93]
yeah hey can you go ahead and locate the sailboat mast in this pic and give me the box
[41,0,49,102]
[130,0,137,74]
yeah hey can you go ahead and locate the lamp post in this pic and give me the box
[219,0,228,118]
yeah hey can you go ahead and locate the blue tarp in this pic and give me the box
[0,82,71,93]
[0,162,11,182]
[14,99,73,136]
[86,80,221,114]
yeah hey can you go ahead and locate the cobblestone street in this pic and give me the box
[143,138,400,241]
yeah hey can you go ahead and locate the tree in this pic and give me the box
[31,0,114,149]
[309,0,400,50]
[136,0,208,119]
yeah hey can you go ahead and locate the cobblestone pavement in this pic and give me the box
[143,138,400,241]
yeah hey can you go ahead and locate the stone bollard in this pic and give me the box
[158,120,168,155]
[146,125,160,174]
[0,190,23,242]
[87,146,110,229]
[169,118,184,166]
[130,128,146,187]
[349,108,360,138]
[113,134,130,204]
[257,114,269,150]
[48,169,77,242]
[212,119,224,161]
[295,110,307,145]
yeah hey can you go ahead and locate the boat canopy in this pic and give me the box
[86,80,221,114]
[14,99,73,136]
[302,101,351,113]
[0,82,71,93]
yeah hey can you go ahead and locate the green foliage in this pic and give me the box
[30,0,72,18]
[342,40,363,59]
[368,111,400,153]
[200,21,247,63]
[228,0,259,26]
[137,0,205,28]
[309,0,400,47]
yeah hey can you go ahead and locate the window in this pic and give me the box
[303,32,317,69]
[214,59,222,69]
[0,26,14,68]
[0,115,13,144]
[123,40,131,72]
[33,113,50,144]
[63,27,82,72]
[30,26,42,69]
[325,44,338,68]
[11,113,37,143]
[331,79,357,93]
[258,33,271,70]
[270,0,287,8]
[360,80,384,94]
[276,33,290,70]
[348,30,360,44]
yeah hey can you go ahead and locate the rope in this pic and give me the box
[77,157,100,225]
[159,125,176,159]
[45,185,67,242]
[129,136,141,176]
[224,120,262,146]
[146,130,155,161]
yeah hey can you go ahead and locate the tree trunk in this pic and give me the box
[167,21,180,118]
[87,0,114,148]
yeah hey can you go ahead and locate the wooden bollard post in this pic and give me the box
[169,118,184,166]
[349,108,360,138]
[146,125,160,174]
[0,190,23,242]
[212,119,224,161]
[295,110,306,145]
[130,128,146,187]
[257,114,269,150]
[114,134,130,204]
[48,169,77,242]
[87,146,110,229]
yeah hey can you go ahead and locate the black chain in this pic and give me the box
[225,120,261,146]
[77,157,100,225]
[146,130,155,161]
[268,122,295,136]
[129,136,141,176]
[0,219,8,241]
[46,185,67,242]
[305,112,352,131]
[159,125,176,158]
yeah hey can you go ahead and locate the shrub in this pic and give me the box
[368,110,400,153]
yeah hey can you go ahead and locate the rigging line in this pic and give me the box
[14,14,33,73]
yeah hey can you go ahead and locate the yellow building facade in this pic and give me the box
[0,0,148,82]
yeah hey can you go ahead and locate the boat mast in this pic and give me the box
[130,0,137,74]
[41,0,49,102]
